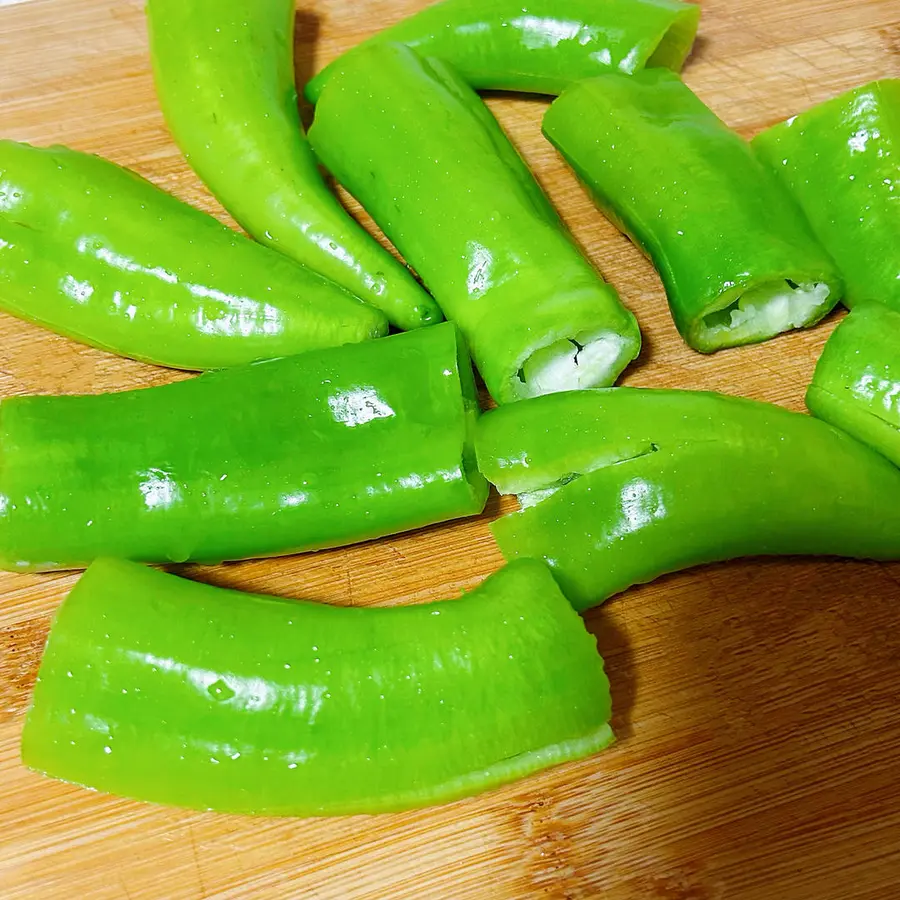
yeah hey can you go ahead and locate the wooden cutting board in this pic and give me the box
[2,0,900,897]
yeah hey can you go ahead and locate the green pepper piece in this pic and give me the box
[476,388,900,611]
[542,70,844,353]
[807,304,900,468]
[22,557,613,816]
[145,0,440,332]
[753,80,900,311]
[305,0,700,101]
[0,323,486,572]
[308,43,641,405]
[0,141,387,368]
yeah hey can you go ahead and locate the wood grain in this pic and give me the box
[2,0,900,897]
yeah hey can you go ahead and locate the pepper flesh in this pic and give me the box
[308,43,641,405]
[22,557,613,816]
[0,141,387,368]
[476,388,900,611]
[542,70,844,352]
[752,79,900,311]
[145,0,440,331]
[305,0,700,101]
[0,323,486,572]
[807,304,900,468]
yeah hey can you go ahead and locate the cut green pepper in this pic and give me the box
[0,141,387,368]
[305,0,700,101]
[308,43,641,405]
[753,79,900,311]
[807,304,900,468]
[22,557,613,816]
[146,0,440,331]
[476,388,900,611]
[0,323,486,572]
[542,70,844,352]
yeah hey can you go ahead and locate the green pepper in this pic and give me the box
[807,304,900,468]
[22,557,613,816]
[476,388,900,611]
[752,80,900,311]
[542,69,844,353]
[305,0,700,101]
[308,43,641,405]
[145,0,440,332]
[0,141,387,368]
[0,323,486,572]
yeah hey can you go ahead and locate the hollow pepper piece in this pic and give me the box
[542,70,844,352]
[22,557,614,816]
[0,141,387,368]
[308,43,641,405]
[807,304,900,468]
[0,323,486,572]
[476,388,900,611]
[145,0,440,331]
[304,0,700,101]
[753,80,900,310]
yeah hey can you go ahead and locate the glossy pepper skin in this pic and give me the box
[305,0,700,101]
[543,70,844,353]
[807,304,900,468]
[22,558,613,816]
[0,141,387,368]
[308,43,641,405]
[753,80,900,310]
[476,388,900,611]
[0,323,486,572]
[145,0,440,332]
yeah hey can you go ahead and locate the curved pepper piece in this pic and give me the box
[476,388,900,611]
[0,141,387,368]
[753,79,900,310]
[305,0,700,101]
[807,304,900,468]
[22,558,613,816]
[308,43,641,405]
[145,0,440,331]
[543,70,844,352]
[0,323,486,572]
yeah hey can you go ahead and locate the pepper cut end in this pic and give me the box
[451,326,491,509]
[643,2,702,73]
[691,278,838,352]
[514,329,639,401]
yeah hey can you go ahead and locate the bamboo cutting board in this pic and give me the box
[2,0,900,897]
